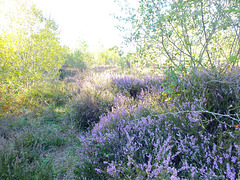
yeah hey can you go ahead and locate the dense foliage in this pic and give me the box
[0,1,69,114]
[117,0,240,73]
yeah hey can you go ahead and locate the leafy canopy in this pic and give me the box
[117,0,240,73]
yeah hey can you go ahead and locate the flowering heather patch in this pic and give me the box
[50,67,240,179]
[75,103,240,179]
[67,72,166,130]
[73,71,240,179]
[64,70,114,97]
[179,70,240,135]
[110,75,163,98]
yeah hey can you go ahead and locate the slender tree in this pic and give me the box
[117,0,240,73]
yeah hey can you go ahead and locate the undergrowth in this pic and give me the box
[0,66,240,179]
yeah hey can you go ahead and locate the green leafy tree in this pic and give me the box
[0,1,67,113]
[96,46,122,65]
[64,40,94,69]
[117,0,240,73]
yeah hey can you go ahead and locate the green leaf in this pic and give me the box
[228,56,238,63]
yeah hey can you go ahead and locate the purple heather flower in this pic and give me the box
[107,162,117,177]
[189,115,198,122]
[171,175,179,180]
[231,156,238,163]
[226,163,235,180]
[223,153,230,159]
[234,143,240,155]
[219,157,223,164]
[146,154,153,175]
[95,168,102,173]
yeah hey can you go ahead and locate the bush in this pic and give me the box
[176,69,240,134]
[69,88,114,130]
[111,75,163,98]
[74,95,154,179]
[0,80,71,116]
[20,81,71,110]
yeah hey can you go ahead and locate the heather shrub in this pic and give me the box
[76,117,239,179]
[93,93,154,134]
[68,71,114,96]
[110,75,163,98]
[74,90,173,178]
[69,87,114,130]
[74,80,240,179]
[176,70,240,135]
[68,71,124,130]
[74,97,154,179]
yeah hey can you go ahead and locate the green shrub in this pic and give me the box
[69,89,114,130]
[20,81,71,110]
